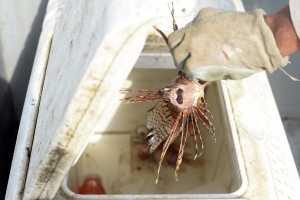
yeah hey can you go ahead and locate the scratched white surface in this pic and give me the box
[226,72,300,199]
[282,117,300,175]
[23,0,159,199]
[5,1,60,199]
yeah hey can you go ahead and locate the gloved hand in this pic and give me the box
[168,7,289,82]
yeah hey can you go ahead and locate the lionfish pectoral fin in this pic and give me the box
[192,108,204,157]
[119,88,154,94]
[205,109,213,119]
[147,106,155,112]
[119,89,162,103]
[174,111,188,181]
[195,107,216,143]
[147,102,174,153]
[146,131,154,138]
[189,109,198,160]
[156,112,182,185]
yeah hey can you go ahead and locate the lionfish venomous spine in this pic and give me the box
[120,3,216,185]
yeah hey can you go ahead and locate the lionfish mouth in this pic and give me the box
[119,72,215,185]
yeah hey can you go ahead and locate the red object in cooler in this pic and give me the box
[78,174,106,194]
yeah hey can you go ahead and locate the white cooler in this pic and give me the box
[5,0,300,199]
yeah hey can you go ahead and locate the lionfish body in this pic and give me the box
[120,2,215,185]
[120,72,215,184]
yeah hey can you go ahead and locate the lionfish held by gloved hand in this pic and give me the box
[119,3,216,185]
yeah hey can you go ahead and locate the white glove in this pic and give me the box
[168,7,289,82]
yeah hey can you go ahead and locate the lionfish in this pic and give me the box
[120,3,215,185]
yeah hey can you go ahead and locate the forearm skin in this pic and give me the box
[264,5,300,57]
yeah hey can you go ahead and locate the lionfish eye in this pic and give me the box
[176,88,184,104]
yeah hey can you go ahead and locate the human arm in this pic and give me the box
[264,4,300,57]
[168,4,299,82]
